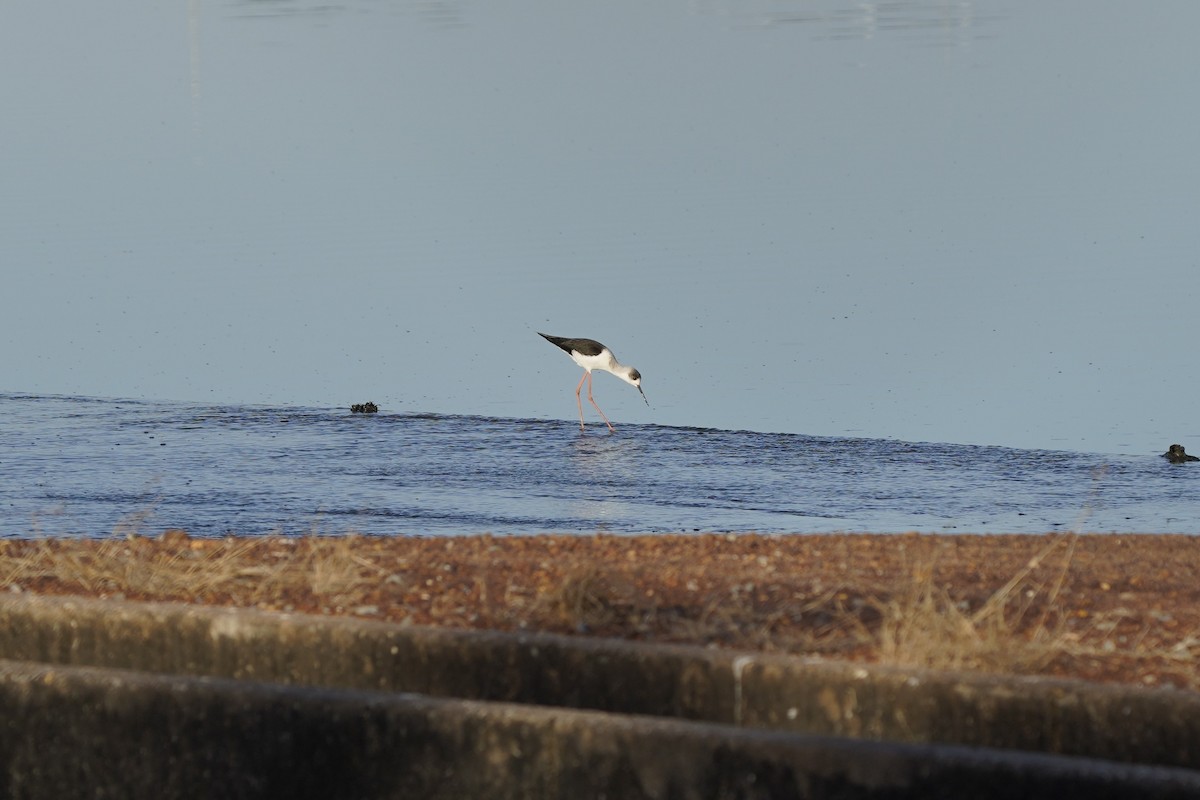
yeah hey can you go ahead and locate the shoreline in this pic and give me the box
[3,530,1199,691]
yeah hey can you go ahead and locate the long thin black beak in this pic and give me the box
[638,386,649,406]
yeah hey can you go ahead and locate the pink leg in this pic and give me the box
[585,372,616,432]
[574,373,588,430]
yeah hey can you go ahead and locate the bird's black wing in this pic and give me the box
[538,333,606,357]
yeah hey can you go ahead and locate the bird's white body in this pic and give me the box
[538,332,647,431]
[567,348,640,387]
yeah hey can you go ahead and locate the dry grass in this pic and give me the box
[538,564,633,631]
[2,531,1199,689]
[868,536,1078,674]
[1,534,379,612]
[533,534,1096,677]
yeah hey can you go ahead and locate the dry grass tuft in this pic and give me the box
[868,535,1077,674]
[537,565,639,631]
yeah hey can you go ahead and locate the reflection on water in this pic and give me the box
[4,394,1199,538]
[229,0,468,26]
[698,0,1000,45]
[569,434,642,480]
[231,0,360,19]
[222,0,997,43]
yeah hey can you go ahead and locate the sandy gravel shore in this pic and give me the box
[3,531,1199,691]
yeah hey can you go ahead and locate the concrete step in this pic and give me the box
[1,593,1199,797]
[3,658,1200,800]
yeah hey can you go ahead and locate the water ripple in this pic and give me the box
[2,393,1197,537]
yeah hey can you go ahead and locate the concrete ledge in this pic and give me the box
[740,659,1200,770]
[2,594,1199,771]
[3,659,1200,800]
[0,593,736,719]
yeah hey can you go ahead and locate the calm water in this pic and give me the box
[5,2,1200,455]
[3,393,1197,538]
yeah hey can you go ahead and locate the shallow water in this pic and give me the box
[2,393,1196,537]
[4,3,1200,454]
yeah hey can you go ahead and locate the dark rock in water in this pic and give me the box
[350,402,379,414]
[1162,443,1198,463]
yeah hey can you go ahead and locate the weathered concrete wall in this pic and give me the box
[2,593,1199,784]
[0,593,736,720]
[2,659,1199,800]
[739,659,1200,768]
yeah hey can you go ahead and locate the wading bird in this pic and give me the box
[538,332,648,432]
